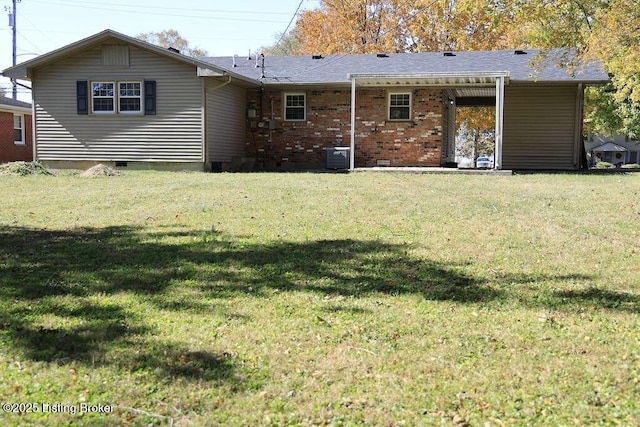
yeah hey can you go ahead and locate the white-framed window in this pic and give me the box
[13,114,25,145]
[118,81,142,113]
[284,93,306,121]
[92,82,115,113]
[388,92,411,121]
[90,81,143,114]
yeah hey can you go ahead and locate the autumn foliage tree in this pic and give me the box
[292,0,639,137]
[517,0,640,136]
[293,0,528,54]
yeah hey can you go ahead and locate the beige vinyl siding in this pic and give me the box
[502,85,579,170]
[32,43,203,162]
[205,81,246,162]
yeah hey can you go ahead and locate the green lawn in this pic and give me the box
[1,170,639,426]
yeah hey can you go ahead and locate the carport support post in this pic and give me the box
[494,76,505,169]
[350,77,356,170]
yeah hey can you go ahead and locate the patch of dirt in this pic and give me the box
[81,164,119,177]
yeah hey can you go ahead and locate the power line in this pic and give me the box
[268,0,304,54]
[26,0,292,23]
[30,0,295,15]
[16,9,48,54]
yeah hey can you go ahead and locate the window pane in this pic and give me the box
[14,128,23,142]
[120,98,141,111]
[286,107,305,120]
[13,114,22,129]
[92,82,114,97]
[390,107,410,120]
[119,82,141,97]
[93,98,114,111]
[390,94,410,106]
[287,95,304,107]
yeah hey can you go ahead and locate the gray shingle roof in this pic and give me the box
[205,49,608,86]
[0,96,31,109]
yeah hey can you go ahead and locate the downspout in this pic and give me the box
[574,83,584,169]
[350,77,356,170]
[494,76,505,170]
[31,84,37,162]
[209,75,232,91]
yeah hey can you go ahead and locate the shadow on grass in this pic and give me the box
[0,225,497,302]
[1,224,627,383]
[552,287,639,313]
[0,224,496,374]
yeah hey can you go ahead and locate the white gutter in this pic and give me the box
[348,71,511,79]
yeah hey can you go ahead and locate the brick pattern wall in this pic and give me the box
[0,112,33,163]
[245,88,444,169]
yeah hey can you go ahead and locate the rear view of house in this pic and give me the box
[2,30,255,171]
[2,29,608,171]
[0,97,32,163]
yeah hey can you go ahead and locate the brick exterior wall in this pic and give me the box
[245,88,444,169]
[0,111,33,163]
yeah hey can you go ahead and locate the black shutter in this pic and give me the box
[77,81,88,115]
[144,80,156,115]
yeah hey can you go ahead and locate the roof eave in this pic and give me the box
[347,71,510,87]
[0,105,32,114]
[1,29,255,85]
[510,78,610,85]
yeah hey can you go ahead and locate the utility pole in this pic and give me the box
[7,0,20,99]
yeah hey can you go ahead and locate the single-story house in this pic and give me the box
[0,97,33,163]
[2,29,609,171]
[584,135,639,167]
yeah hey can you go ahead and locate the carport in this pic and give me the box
[347,71,509,170]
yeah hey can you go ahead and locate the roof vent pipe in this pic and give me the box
[259,53,265,78]
[233,54,238,67]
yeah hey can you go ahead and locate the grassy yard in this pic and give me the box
[0,170,638,426]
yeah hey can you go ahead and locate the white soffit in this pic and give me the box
[454,87,496,97]
[348,72,510,87]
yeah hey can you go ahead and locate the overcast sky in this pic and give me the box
[1,0,319,100]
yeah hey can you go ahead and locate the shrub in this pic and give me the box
[594,161,613,169]
[621,163,640,169]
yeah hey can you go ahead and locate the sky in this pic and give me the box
[0,0,320,101]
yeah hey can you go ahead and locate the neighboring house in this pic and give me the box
[584,135,639,167]
[2,29,608,171]
[0,97,33,163]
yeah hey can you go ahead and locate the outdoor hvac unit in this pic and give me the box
[325,147,350,169]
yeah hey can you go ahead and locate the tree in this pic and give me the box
[455,107,496,161]
[294,0,399,54]
[293,0,639,135]
[136,29,208,58]
[394,0,526,52]
[293,0,528,54]
[261,29,302,56]
[518,0,640,137]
